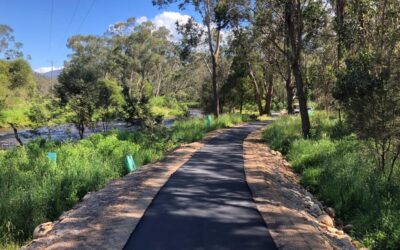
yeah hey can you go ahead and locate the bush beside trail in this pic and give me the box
[262,112,400,249]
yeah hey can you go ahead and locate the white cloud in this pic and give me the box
[136,16,148,24]
[152,11,191,40]
[34,66,63,74]
[150,12,230,46]
[108,12,192,41]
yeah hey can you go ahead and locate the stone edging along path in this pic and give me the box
[23,125,244,250]
[243,128,359,250]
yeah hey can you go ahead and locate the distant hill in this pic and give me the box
[41,69,62,79]
[34,72,58,97]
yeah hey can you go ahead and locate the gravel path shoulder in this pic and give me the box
[243,128,357,250]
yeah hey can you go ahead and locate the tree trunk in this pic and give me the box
[47,127,52,140]
[249,65,264,116]
[77,123,85,139]
[286,71,294,114]
[240,81,244,114]
[284,12,294,115]
[336,0,345,63]
[204,0,220,118]
[9,123,23,146]
[292,60,311,138]
[211,54,220,117]
[156,79,162,97]
[286,0,311,138]
[140,71,146,100]
[387,145,400,183]
[264,73,274,115]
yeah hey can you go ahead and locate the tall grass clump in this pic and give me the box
[262,115,302,154]
[0,113,247,248]
[262,112,400,249]
[288,139,336,192]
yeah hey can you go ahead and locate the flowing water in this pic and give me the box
[0,109,203,149]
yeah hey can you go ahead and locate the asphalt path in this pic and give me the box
[124,122,277,250]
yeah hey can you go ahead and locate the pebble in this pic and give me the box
[318,214,334,227]
[343,224,354,233]
[326,207,335,218]
[327,226,337,234]
[309,203,322,217]
[336,230,344,235]
[33,222,54,239]
[83,192,93,201]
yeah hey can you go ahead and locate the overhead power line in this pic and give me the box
[64,0,81,42]
[76,0,96,34]
[48,0,54,58]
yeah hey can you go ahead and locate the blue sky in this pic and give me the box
[0,0,195,72]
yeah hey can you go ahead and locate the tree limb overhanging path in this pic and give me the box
[124,122,278,250]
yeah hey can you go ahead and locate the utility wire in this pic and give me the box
[63,0,81,42]
[48,0,55,97]
[76,0,96,34]
[48,0,54,58]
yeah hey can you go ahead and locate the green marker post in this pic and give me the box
[125,155,136,173]
[47,152,57,165]
[206,115,212,129]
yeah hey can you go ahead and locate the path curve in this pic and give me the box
[124,122,277,250]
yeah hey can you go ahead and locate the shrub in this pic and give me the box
[263,112,400,249]
[148,96,188,118]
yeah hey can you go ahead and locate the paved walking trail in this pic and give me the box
[124,122,277,250]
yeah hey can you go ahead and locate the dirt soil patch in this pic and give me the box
[243,128,358,250]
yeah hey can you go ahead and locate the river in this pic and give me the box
[0,109,203,149]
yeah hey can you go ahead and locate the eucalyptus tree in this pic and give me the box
[254,0,294,114]
[104,20,178,125]
[254,0,327,137]
[58,33,128,137]
[228,28,265,115]
[153,0,251,117]
[284,0,311,137]
[224,32,257,114]
[0,24,23,59]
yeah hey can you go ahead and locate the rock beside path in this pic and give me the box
[33,222,55,239]
[318,215,335,227]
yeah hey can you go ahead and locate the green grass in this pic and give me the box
[172,113,249,142]
[262,112,400,249]
[262,115,302,154]
[0,113,248,248]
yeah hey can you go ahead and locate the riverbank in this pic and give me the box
[0,108,203,149]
